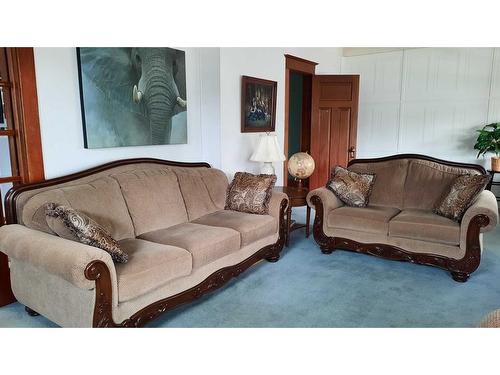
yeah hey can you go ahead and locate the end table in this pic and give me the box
[486,170,500,202]
[273,186,311,247]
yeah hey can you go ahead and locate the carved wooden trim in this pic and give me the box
[85,198,288,328]
[348,153,487,175]
[310,195,490,282]
[4,158,211,225]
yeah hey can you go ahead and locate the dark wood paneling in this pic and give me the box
[320,82,352,101]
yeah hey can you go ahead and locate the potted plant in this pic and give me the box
[474,122,500,172]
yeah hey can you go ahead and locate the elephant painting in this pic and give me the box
[77,47,187,148]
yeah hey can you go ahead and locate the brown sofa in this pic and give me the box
[306,154,499,282]
[0,158,288,327]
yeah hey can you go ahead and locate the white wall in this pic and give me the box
[34,47,342,182]
[219,47,342,185]
[34,47,221,178]
[342,48,500,168]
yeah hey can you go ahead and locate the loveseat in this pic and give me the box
[306,154,499,282]
[0,158,288,327]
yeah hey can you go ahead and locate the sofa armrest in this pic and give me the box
[269,191,289,222]
[460,190,499,249]
[0,224,117,291]
[306,187,344,212]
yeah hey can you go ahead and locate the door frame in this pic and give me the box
[283,54,317,186]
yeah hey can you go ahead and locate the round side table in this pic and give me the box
[486,170,500,202]
[273,186,311,247]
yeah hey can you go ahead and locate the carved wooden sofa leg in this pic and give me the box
[25,306,40,316]
[450,272,470,283]
[265,254,280,262]
[309,195,491,282]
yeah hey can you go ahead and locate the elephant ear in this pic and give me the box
[78,47,143,113]
[172,48,187,116]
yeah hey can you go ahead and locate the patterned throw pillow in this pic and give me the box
[326,166,376,207]
[225,172,277,215]
[45,203,128,263]
[434,174,491,222]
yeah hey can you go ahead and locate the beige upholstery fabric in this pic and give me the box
[349,159,409,208]
[113,233,278,324]
[198,168,229,209]
[22,177,135,241]
[479,309,500,327]
[268,192,288,221]
[10,259,96,327]
[116,239,192,302]
[139,223,241,268]
[307,187,344,211]
[174,169,219,221]
[111,168,188,235]
[0,224,118,294]
[327,205,400,234]
[193,210,277,246]
[460,190,499,250]
[322,227,465,260]
[389,209,460,245]
[403,160,480,210]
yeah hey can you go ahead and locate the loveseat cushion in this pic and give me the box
[327,205,400,234]
[138,223,241,268]
[115,239,192,302]
[389,209,460,245]
[403,159,481,210]
[192,210,277,246]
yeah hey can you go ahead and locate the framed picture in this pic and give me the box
[77,47,187,148]
[241,75,277,133]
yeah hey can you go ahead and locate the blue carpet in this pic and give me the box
[1,207,499,328]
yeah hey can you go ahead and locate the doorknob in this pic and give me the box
[348,146,356,159]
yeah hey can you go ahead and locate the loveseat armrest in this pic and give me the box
[306,187,344,212]
[269,191,289,223]
[460,190,499,250]
[0,224,117,291]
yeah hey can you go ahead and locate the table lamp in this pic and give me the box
[250,133,285,175]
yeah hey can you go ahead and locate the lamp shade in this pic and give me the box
[250,134,285,162]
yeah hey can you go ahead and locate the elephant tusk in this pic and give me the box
[176,97,187,107]
[133,85,143,103]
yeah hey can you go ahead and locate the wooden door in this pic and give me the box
[309,75,359,189]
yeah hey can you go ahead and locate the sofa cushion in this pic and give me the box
[173,168,220,221]
[112,168,188,235]
[326,166,375,207]
[403,159,481,210]
[434,174,490,222]
[389,209,460,245]
[21,177,135,241]
[327,205,400,234]
[192,210,277,246]
[139,223,241,268]
[116,239,192,302]
[225,172,277,215]
[45,203,128,263]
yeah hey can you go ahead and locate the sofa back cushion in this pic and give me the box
[348,159,409,209]
[403,159,482,210]
[172,167,228,221]
[111,168,189,236]
[21,177,135,240]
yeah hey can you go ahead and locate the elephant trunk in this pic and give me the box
[141,54,179,144]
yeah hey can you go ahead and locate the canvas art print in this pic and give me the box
[77,47,187,148]
[241,75,277,133]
